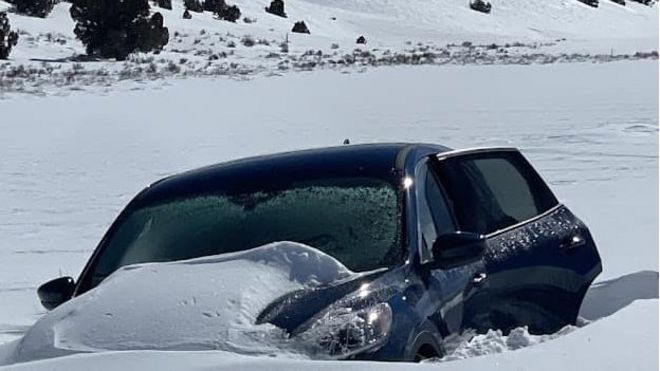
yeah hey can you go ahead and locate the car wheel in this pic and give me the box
[408,327,444,362]
[413,343,441,362]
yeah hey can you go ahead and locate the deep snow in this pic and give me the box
[0,301,656,371]
[0,242,361,365]
[0,59,657,369]
[0,0,658,367]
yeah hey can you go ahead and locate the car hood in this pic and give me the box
[1,242,377,366]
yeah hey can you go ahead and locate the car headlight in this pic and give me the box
[297,302,393,358]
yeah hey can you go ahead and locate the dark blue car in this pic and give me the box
[38,143,602,361]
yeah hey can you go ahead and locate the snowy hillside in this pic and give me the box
[0,0,657,95]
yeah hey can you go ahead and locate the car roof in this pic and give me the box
[137,143,452,204]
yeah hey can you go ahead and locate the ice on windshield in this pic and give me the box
[92,178,401,285]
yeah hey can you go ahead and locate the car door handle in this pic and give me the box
[560,232,586,251]
[472,272,487,286]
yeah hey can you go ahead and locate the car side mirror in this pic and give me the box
[429,232,486,270]
[38,276,75,310]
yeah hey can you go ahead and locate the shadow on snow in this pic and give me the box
[579,270,659,321]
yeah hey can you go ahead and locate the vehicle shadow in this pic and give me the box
[579,270,659,321]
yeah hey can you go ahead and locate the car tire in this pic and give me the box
[413,343,441,362]
[409,330,444,362]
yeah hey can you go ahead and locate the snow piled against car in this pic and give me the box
[0,242,363,365]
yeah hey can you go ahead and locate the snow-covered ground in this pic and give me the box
[0,0,657,95]
[0,0,658,369]
[0,300,655,371]
[0,59,657,369]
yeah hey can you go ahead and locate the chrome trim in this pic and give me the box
[436,147,518,161]
[485,203,564,238]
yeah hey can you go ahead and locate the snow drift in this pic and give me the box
[0,300,656,371]
[0,242,359,365]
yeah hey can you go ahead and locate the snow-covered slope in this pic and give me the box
[0,0,657,95]
[3,0,657,52]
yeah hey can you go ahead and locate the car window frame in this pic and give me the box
[433,147,561,238]
[414,159,459,264]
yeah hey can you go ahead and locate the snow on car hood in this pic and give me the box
[3,242,358,365]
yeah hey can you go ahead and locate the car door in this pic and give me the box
[431,148,602,334]
[414,159,487,345]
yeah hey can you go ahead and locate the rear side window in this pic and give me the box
[435,151,557,235]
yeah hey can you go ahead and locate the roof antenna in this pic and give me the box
[343,138,350,145]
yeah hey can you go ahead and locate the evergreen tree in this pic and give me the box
[203,0,222,12]
[0,12,19,60]
[70,0,169,60]
[184,0,203,12]
[216,3,240,22]
[8,0,55,18]
[156,0,172,10]
[204,0,240,22]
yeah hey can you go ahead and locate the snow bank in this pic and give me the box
[1,300,656,371]
[439,325,579,361]
[1,242,356,365]
[437,270,659,363]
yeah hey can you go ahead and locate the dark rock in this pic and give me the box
[265,0,287,17]
[469,0,492,13]
[292,21,310,34]
[576,0,599,7]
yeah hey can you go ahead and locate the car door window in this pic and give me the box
[436,151,558,235]
[426,170,456,236]
[417,162,456,262]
